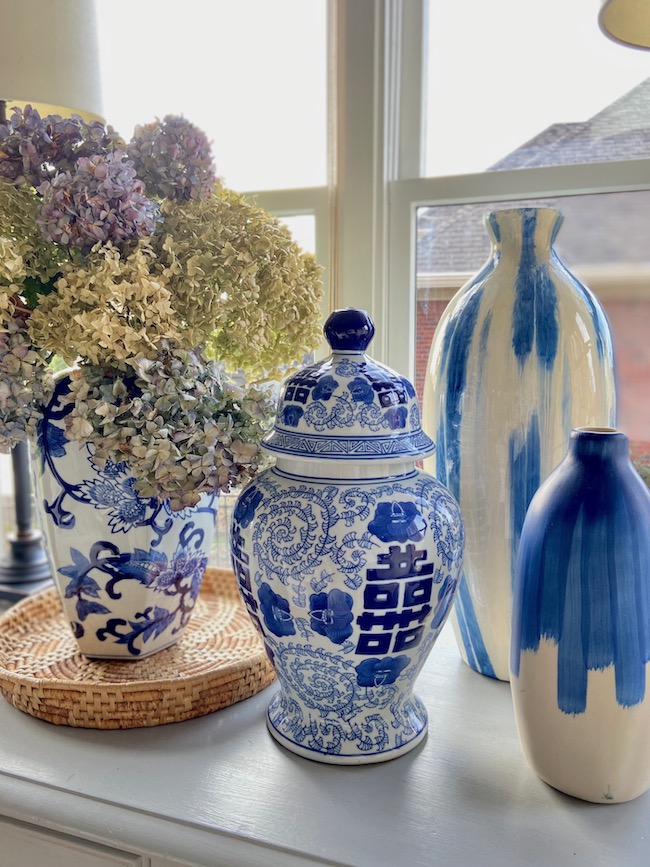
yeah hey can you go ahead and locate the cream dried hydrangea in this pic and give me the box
[28,241,183,367]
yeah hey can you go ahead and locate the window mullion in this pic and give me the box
[384,0,427,379]
[331,0,390,362]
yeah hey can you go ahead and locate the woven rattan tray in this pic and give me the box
[0,567,275,729]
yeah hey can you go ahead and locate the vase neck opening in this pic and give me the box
[569,427,629,462]
[486,207,563,258]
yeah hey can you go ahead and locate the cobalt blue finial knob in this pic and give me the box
[324,307,375,352]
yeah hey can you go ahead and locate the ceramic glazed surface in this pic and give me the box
[423,207,616,682]
[264,309,434,462]
[33,375,218,659]
[511,428,650,803]
[231,309,464,763]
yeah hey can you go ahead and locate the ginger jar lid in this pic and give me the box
[263,307,435,463]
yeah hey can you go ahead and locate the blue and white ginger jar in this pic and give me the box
[231,308,464,764]
[511,428,650,803]
[33,374,218,659]
[423,207,616,682]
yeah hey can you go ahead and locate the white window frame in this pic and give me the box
[329,0,650,380]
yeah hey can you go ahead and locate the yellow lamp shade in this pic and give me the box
[599,0,650,49]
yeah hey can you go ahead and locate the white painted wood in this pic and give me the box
[0,816,142,866]
[0,625,648,866]
[332,0,390,358]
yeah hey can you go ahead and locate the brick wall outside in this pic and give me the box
[414,299,448,407]
[602,298,650,449]
[415,295,650,450]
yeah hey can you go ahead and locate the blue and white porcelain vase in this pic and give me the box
[423,207,616,682]
[231,308,464,764]
[32,374,218,659]
[511,427,650,803]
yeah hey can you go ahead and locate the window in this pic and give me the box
[425,0,650,178]
[324,1,650,450]
[409,0,650,447]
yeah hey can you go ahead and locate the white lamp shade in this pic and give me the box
[599,0,650,49]
[0,0,104,121]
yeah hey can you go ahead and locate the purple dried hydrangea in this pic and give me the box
[0,105,122,187]
[36,151,159,251]
[127,115,216,201]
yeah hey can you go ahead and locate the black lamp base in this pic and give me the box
[0,529,52,601]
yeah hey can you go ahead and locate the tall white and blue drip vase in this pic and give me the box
[511,427,650,803]
[423,207,616,681]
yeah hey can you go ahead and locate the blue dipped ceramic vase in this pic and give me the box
[32,373,218,659]
[423,207,616,681]
[231,308,464,764]
[511,428,650,803]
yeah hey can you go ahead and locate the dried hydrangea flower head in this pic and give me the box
[0,105,123,187]
[127,115,216,202]
[0,105,323,506]
[37,151,160,252]
[0,302,52,450]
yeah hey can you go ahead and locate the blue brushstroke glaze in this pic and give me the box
[554,256,614,367]
[508,413,541,591]
[478,310,492,363]
[437,275,496,679]
[436,416,447,488]
[511,211,537,364]
[533,263,558,369]
[487,211,502,244]
[511,210,559,370]
[442,286,484,499]
[512,429,650,713]
[454,574,496,677]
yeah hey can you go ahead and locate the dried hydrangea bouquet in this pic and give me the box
[0,106,322,658]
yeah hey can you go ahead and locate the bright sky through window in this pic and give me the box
[426,0,650,176]
[96,0,327,194]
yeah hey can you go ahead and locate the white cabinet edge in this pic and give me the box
[0,775,342,867]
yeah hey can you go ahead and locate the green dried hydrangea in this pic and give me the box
[0,182,65,285]
[153,186,323,378]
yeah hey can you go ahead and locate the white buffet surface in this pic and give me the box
[0,623,647,867]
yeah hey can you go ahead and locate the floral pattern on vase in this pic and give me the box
[33,375,218,658]
[423,207,616,682]
[232,464,463,764]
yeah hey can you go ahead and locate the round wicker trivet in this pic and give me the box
[0,567,275,729]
